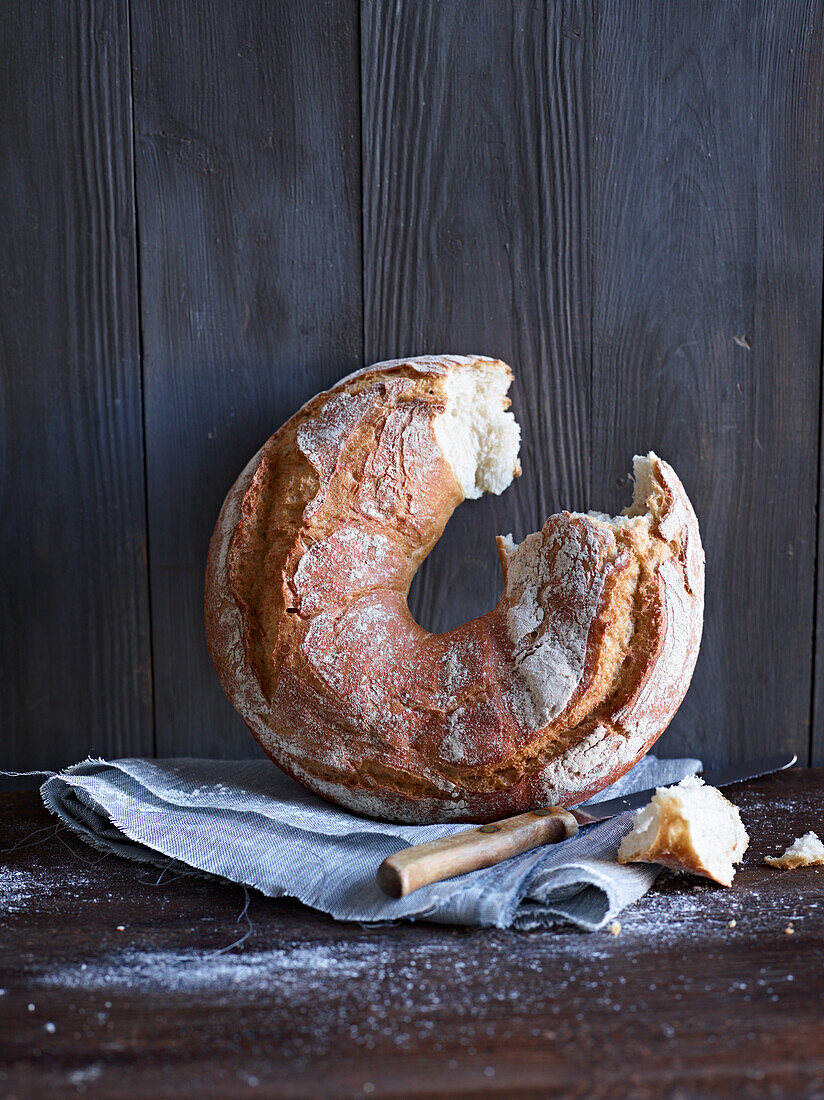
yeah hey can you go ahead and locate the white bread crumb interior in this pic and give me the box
[435,361,680,743]
[617,775,749,887]
[765,831,824,869]
[433,361,521,498]
[498,453,659,560]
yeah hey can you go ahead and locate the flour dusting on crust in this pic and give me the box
[205,357,705,824]
[501,519,614,731]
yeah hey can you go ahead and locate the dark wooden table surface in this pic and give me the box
[2,769,824,1099]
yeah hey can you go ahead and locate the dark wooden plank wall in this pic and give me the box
[361,0,591,635]
[130,0,363,757]
[361,0,824,767]
[2,0,823,775]
[0,1,152,780]
[588,0,824,765]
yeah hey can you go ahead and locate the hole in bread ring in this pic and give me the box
[205,355,704,824]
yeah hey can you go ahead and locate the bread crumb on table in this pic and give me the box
[728,919,737,928]
[784,924,795,935]
[608,921,622,936]
[765,832,824,869]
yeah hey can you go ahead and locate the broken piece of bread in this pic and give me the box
[617,775,749,886]
[765,832,824,869]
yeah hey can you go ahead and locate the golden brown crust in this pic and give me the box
[619,816,722,882]
[205,356,704,823]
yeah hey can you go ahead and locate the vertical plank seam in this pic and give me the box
[125,0,157,757]
[586,0,595,512]
[811,0,824,767]
[358,0,367,368]
[811,167,824,767]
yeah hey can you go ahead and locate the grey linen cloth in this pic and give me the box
[40,754,700,931]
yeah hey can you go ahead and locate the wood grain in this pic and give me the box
[589,0,824,767]
[377,807,578,898]
[3,768,824,1098]
[361,0,591,633]
[130,1,363,756]
[0,1,152,779]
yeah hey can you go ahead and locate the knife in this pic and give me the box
[376,752,797,898]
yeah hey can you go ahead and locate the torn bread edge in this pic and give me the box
[617,775,749,887]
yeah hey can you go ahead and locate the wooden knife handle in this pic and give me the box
[376,806,579,898]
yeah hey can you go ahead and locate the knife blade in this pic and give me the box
[571,751,798,825]
[376,751,798,898]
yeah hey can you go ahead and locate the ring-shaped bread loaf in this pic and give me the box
[205,355,704,823]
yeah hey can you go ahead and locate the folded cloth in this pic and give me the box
[40,754,700,931]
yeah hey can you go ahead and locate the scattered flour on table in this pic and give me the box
[34,935,618,1006]
[23,900,813,1065]
[40,942,379,995]
[0,865,92,913]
